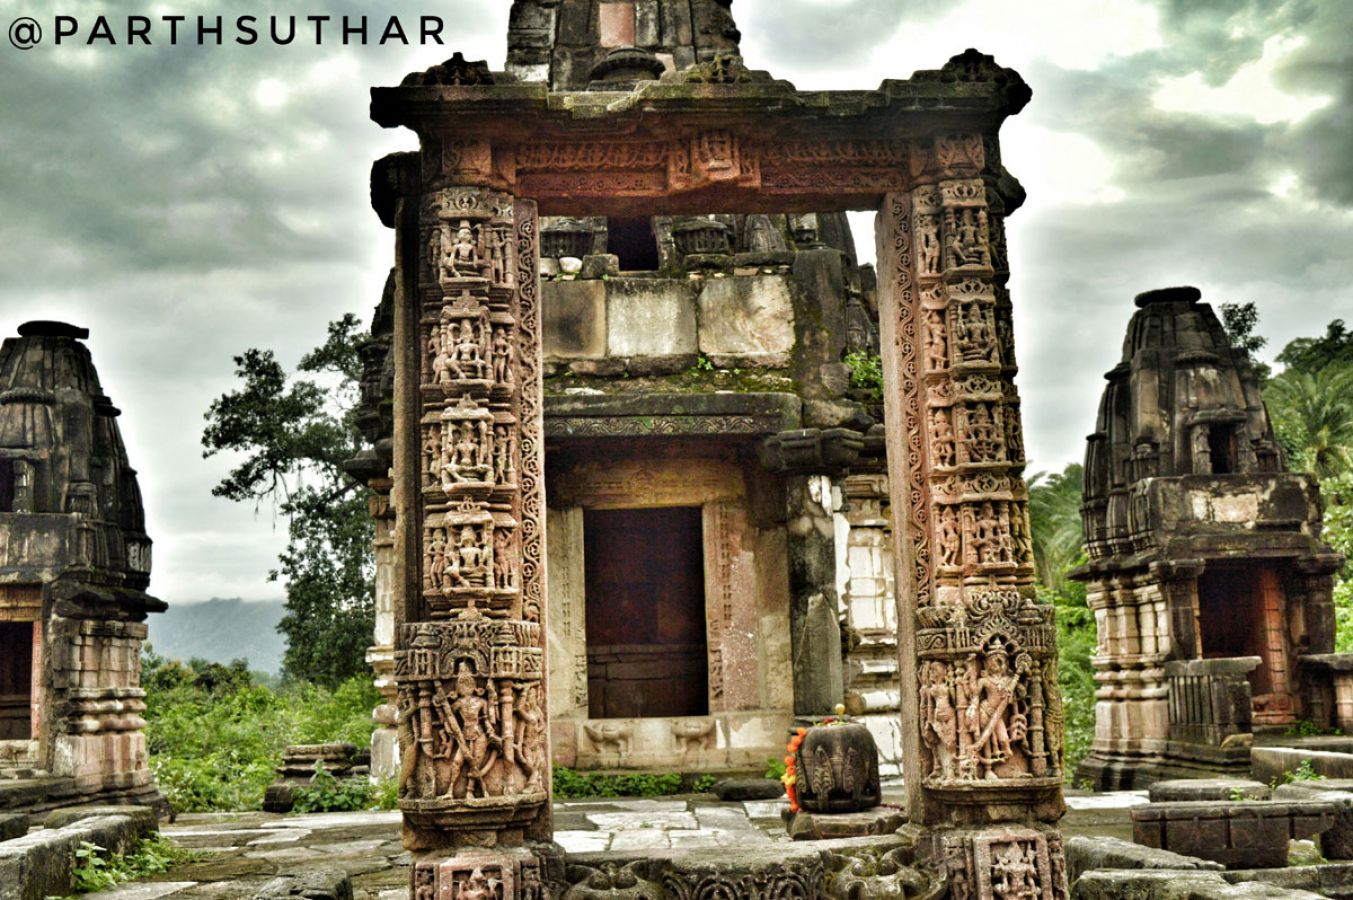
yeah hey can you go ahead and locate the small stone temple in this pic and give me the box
[0,321,165,811]
[1074,286,1346,790]
[351,0,1069,893]
[352,1,906,782]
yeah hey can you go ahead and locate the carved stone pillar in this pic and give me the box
[877,133,1067,897]
[394,185,554,895]
[840,472,904,772]
[368,478,400,781]
[786,473,844,716]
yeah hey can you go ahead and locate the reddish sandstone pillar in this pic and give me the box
[395,186,554,896]
[877,135,1068,898]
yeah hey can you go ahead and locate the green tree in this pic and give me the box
[1028,463,1085,591]
[1275,319,1353,375]
[202,315,374,687]
[1220,301,1271,381]
[1264,366,1353,482]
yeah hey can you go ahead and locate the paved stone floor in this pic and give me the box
[84,788,1147,899]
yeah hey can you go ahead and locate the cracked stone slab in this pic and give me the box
[85,882,199,900]
[586,811,698,830]
[555,831,612,853]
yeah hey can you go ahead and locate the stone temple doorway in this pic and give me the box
[0,621,34,741]
[583,506,709,719]
[1197,562,1295,724]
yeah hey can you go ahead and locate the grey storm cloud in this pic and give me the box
[0,0,1346,604]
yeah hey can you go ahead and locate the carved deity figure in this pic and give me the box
[427,226,446,284]
[491,326,513,387]
[458,526,487,576]
[427,529,448,589]
[455,321,487,379]
[434,663,501,799]
[424,428,441,480]
[971,646,1026,780]
[493,425,514,483]
[972,502,1004,565]
[414,866,436,900]
[932,408,956,466]
[918,216,941,276]
[444,221,481,280]
[991,843,1041,900]
[947,207,988,267]
[956,303,995,363]
[964,403,1001,462]
[493,529,514,590]
[456,868,496,900]
[515,684,546,792]
[938,506,962,567]
[921,660,959,779]
[955,656,981,781]
[925,310,949,371]
[431,324,460,385]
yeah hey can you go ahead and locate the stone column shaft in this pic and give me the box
[393,186,553,897]
[877,132,1067,898]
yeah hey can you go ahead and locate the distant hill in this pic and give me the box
[147,597,287,675]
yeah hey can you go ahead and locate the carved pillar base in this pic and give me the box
[914,824,1069,900]
[411,846,559,900]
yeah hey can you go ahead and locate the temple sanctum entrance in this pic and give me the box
[584,506,708,720]
[0,621,34,741]
[1198,562,1295,724]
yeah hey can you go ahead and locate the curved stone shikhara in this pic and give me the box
[397,188,550,852]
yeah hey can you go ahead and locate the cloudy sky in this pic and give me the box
[0,0,1347,605]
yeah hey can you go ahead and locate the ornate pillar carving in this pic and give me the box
[394,185,554,895]
[877,134,1067,897]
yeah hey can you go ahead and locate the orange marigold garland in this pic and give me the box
[782,726,808,812]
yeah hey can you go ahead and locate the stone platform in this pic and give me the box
[62,789,1151,899]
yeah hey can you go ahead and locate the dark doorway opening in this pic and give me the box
[1208,427,1235,474]
[0,622,33,740]
[605,216,660,271]
[0,460,14,513]
[1197,564,1285,700]
[584,506,708,719]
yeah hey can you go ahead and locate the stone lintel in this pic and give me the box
[543,391,800,438]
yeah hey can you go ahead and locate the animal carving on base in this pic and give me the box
[584,722,633,756]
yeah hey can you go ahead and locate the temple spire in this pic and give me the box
[507,0,742,89]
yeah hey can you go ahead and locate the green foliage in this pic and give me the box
[292,760,376,814]
[1265,366,1353,482]
[692,774,718,793]
[1027,464,1085,591]
[694,354,715,372]
[764,756,787,780]
[1285,758,1326,783]
[70,835,202,894]
[1219,302,1271,381]
[201,315,375,687]
[844,350,883,402]
[374,777,400,811]
[1286,719,1343,738]
[143,651,380,813]
[552,767,684,799]
[1276,319,1353,375]
[1042,581,1097,777]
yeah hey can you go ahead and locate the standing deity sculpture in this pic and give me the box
[921,661,959,779]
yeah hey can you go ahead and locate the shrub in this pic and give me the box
[143,652,380,813]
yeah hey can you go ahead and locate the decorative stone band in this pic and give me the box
[395,620,547,843]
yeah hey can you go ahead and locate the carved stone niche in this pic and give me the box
[412,849,548,900]
[396,619,547,848]
[916,590,1065,824]
[935,827,1069,900]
